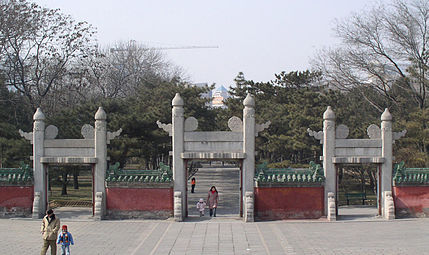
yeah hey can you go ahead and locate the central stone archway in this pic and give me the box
[158,93,270,222]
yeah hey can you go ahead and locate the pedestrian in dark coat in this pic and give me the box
[207,186,219,217]
[40,209,61,255]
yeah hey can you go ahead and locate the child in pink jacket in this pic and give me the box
[196,198,206,217]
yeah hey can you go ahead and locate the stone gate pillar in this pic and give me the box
[32,108,47,218]
[243,94,255,222]
[95,107,107,219]
[172,93,185,221]
[323,106,336,216]
[381,108,393,219]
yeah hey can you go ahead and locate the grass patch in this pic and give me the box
[49,182,92,207]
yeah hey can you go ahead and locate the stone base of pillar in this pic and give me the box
[94,192,104,220]
[244,192,254,222]
[174,191,183,222]
[327,192,336,221]
[32,192,41,219]
[384,191,395,220]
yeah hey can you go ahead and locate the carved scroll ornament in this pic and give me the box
[157,120,172,136]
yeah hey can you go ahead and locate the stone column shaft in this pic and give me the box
[172,93,185,221]
[323,106,336,216]
[95,107,107,218]
[33,108,46,218]
[243,94,255,222]
[381,108,393,219]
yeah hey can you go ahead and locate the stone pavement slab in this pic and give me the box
[2,217,429,254]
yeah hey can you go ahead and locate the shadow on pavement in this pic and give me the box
[52,207,94,221]
[337,205,381,221]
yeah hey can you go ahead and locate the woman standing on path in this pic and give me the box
[207,186,219,217]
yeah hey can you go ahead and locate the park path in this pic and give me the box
[187,163,241,218]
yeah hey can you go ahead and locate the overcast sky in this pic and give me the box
[35,0,379,89]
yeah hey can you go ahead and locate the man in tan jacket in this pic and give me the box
[40,209,60,255]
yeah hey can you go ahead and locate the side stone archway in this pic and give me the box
[20,107,121,219]
[308,107,406,220]
[158,93,270,222]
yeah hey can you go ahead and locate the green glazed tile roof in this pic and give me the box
[393,161,429,185]
[106,162,172,183]
[0,162,33,184]
[255,161,325,183]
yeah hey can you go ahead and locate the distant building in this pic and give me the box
[187,83,212,99]
[192,83,212,99]
[211,85,230,108]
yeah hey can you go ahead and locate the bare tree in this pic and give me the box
[0,0,96,114]
[81,41,185,99]
[312,0,429,112]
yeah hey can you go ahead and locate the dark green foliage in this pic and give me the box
[225,71,340,165]
[0,76,32,167]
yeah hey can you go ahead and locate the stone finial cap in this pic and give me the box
[33,108,45,121]
[323,106,335,120]
[243,93,255,107]
[381,108,392,121]
[172,93,184,106]
[95,107,106,120]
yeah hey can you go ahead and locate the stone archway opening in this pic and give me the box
[47,164,94,220]
[158,93,270,222]
[336,164,380,220]
[185,159,242,220]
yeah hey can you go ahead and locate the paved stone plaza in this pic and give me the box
[2,216,429,254]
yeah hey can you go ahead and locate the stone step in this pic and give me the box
[186,166,241,217]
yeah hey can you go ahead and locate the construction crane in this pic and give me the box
[153,45,219,50]
[110,41,218,53]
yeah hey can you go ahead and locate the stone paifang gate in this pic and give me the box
[157,93,270,222]
[308,106,406,220]
[5,94,424,221]
[19,107,122,219]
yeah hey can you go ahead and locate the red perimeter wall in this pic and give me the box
[106,187,173,211]
[0,186,34,208]
[393,186,429,217]
[255,187,324,220]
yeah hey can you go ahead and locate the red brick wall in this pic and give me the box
[393,186,429,217]
[0,186,34,208]
[106,187,173,211]
[255,187,324,220]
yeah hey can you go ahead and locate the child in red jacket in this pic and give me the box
[57,225,74,255]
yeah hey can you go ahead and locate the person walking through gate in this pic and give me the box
[191,177,196,193]
[40,209,61,255]
[57,225,74,255]
[196,198,206,217]
[207,186,219,217]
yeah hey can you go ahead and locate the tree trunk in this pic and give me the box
[61,172,68,195]
[360,169,365,193]
[368,170,376,194]
[73,170,79,189]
